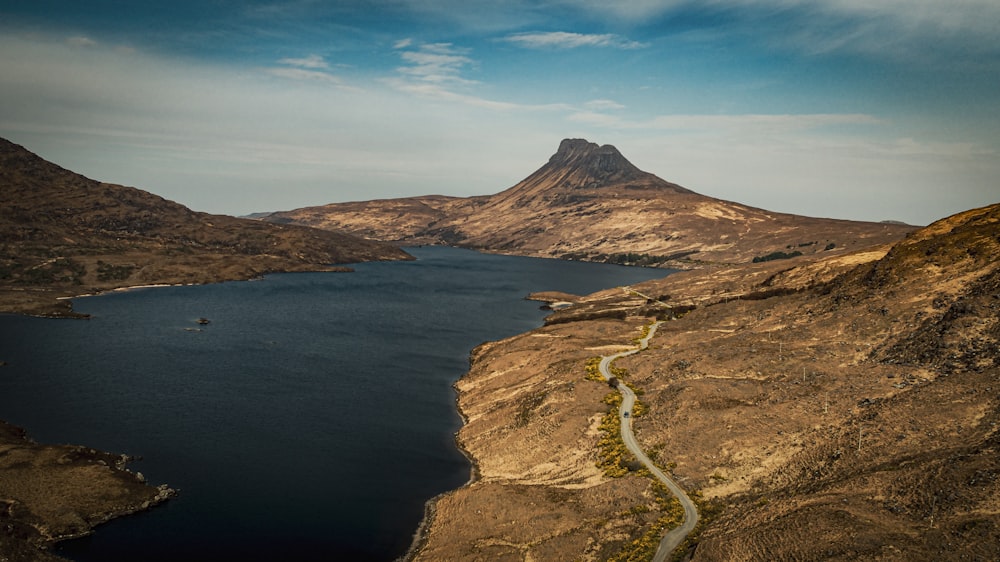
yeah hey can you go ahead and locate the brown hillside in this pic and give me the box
[0,138,411,316]
[266,139,915,266]
[412,204,1000,561]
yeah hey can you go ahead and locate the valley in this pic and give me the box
[1,136,996,561]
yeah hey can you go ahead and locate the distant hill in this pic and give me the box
[263,139,916,266]
[0,138,411,316]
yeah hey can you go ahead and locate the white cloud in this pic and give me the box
[790,1,1000,63]
[278,54,329,69]
[266,54,354,86]
[396,43,477,85]
[551,0,1000,32]
[266,67,345,83]
[544,0,1000,63]
[820,0,1000,37]
[0,32,570,215]
[610,129,997,225]
[66,36,98,48]
[503,31,647,49]
[568,111,884,133]
[383,77,573,113]
[385,40,584,112]
[1,27,994,226]
[585,99,626,111]
[560,0,686,20]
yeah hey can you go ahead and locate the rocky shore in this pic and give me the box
[0,421,176,561]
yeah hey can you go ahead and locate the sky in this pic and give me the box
[1,1,998,226]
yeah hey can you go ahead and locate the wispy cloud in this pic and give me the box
[267,67,343,83]
[503,31,647,49]
[66,36,98,48]
[395,42,478,85]
[383,79,569,112]
[585,99,626,111]
[568,111,884,134]
[544,0,1000,64]
[265,53,355,86]
[278,54,329,69]
[769,1,1000,65]
[385,40,577,112]
[547,0,687,22]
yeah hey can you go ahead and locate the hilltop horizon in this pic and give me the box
[265,137,917,267]
[2,2,998,225]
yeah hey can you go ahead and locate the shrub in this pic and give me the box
[96,261,136,281]
[584,357,604,382]
[752,250,803,263]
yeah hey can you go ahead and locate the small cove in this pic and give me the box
[0,246,672,561]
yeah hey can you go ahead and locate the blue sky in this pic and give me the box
[1,1,998,225]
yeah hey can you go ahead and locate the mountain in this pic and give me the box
[412,203,1000,561]
[264,139,916,265]
[0,138,411,316]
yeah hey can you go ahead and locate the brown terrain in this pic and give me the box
[411,203,1000,561]
[0,137,412,317]
[264,138,914,267]
[3,135,997,561]
[0,420,176,562]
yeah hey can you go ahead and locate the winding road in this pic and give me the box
[599,321,699,562]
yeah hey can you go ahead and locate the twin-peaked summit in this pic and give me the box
[265,139,914,265]
[543,138,649,188]
[502,138,691,197]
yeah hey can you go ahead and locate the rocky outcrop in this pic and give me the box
[533,138,657,190]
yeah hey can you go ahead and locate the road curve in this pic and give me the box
[599,321,699,562]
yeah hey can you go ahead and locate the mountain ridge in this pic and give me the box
[0,137,411,316]
[264,138,915,266]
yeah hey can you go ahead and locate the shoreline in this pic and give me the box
[56,283,195,302]
[400,341,490,561]
[1,265,359,319]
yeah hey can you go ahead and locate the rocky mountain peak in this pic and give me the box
[549,139,642,181]
[545,138,644,188]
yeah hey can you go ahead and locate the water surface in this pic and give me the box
[0,246,671,561]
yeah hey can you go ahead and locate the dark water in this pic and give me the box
[0,246,671,561]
